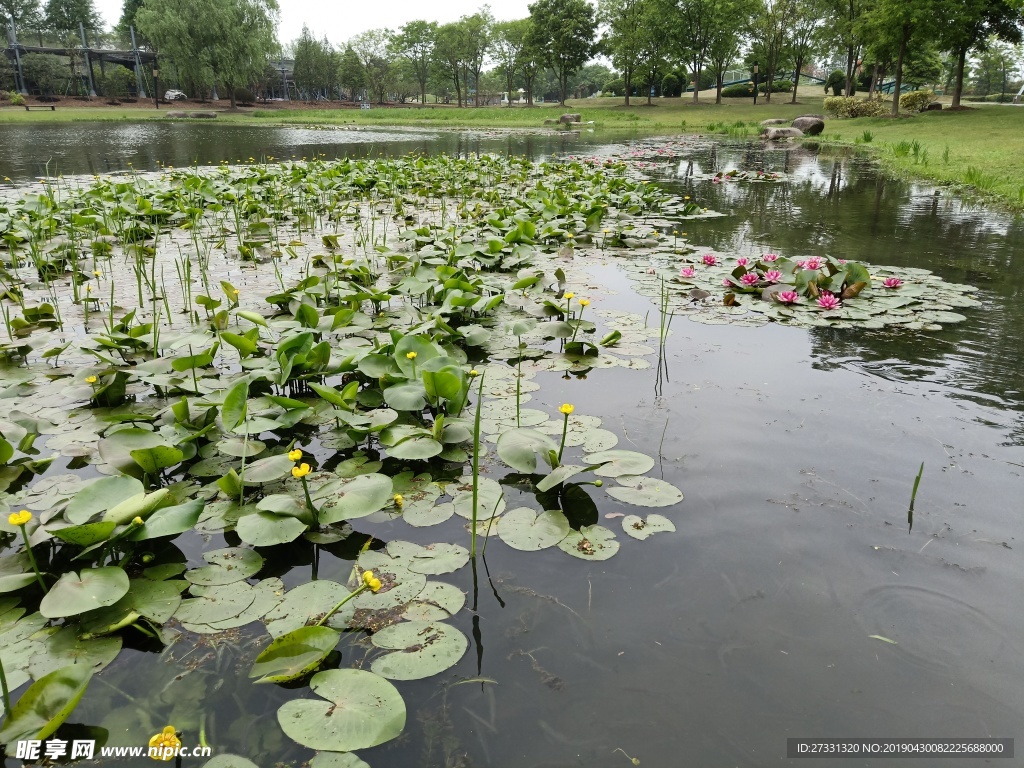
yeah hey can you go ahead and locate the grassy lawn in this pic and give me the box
[2,87,1022,207]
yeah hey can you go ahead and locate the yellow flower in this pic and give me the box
[368,577,382,592]
[362,570,382,592]
[684,196,691,200]
[559,403,575,415]
[231,288,239,296]
[85,284,92,292]
[564,292,575,300]
[93,270,102,277]
[8,510,31,526]
[132,516,144,526]
[288,449,303,462]
[578,299,590,307]
[469,369,479,377]
[85,375,98,384]
[405,351,417,360]
[148,725,181,761]
[291,463,311,478]
[393,494,404,507]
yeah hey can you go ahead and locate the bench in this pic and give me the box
[24,105,56,111]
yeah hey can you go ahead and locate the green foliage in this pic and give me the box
[43,0,101,31]
[824,69,845,95]
[0,56,15,92]
[9,92,26,106]
[528,0,597,104]
[760,79,792,94]
[661,71,682,97]
[823,95,889,117]
[722,81,755,97]
[603,77,626,96]
[336,45,365,100]
[99,65,135,100]
[292,25,338,98]
[21,53,66,97]
[899,89,935,112]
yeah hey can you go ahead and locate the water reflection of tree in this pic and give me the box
[670,143,1024,442]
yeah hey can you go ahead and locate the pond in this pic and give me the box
[0,123,1021,768]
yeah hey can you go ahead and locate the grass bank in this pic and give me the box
[3,89,1022,208]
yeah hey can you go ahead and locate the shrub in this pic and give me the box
[21,53,67,97]
[99,66,135,100]
[823,96,888,118]
[661,72,682,98]
[899,89,934,112]
[722,81,755,98]
[603,78,625,97]
[759,79,792,94]
[234,88,255,105]
[10,92,25,106]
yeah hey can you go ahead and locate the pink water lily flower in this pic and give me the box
[763,269,783,283]
[882,277,903,288]
[736,257,750,267]
[702,253,717,266]
[680,266,695,278]
[762,253,779,262]
[646,267,657,274]
[817,292,841,310]
[804,256,825,270]
[774,291,800,304]
[740,273,760,286]
[722,278,733,286]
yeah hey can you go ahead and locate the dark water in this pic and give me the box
[2,125,1023,767]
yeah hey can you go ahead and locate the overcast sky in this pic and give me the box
[92,0,536,48]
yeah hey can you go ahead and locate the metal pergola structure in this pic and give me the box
[3,21,156,98]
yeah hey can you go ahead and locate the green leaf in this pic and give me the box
[130,445,184,475]
[103,487,173,525]
[585,450,655,478]
[558,525,620,560]
[277,669,406,751]
[221,332,259,357]
[387,541,470,576]
[382,382,428,411]
[264,581,353,638]
[242,454,295,484]
[536,464,595,492]
[40,567,130,619]
[606,476,684,507]
[497,508,570,551]
[222,379,250,430]
[127,500,203,540]
[621,514,676,540]
[497,428,558,473]
[250,626,340,683]
[79,579,184,636]
[184,547,263,586]
[236,510,308,546]
[370,620,468,680]
[315,474,394,525]
[51,521,117,547]
[451,477,505,520]
[0,664,92,743]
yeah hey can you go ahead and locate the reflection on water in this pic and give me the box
[2,128,1023,768]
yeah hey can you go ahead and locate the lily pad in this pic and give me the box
[277,669,406,751]
[315,474,393,524]
[185,547,263,586]
[606,476,684,507]
[387,541,470,576]
[370,620,468,680]
[621,514,676,540]
[0,664,92,744]
[40,567,130,619]
[264,581,355,638]
[498,508,570,551]
[557,525,620,560]
[586,449,655,478]
[250,625,340,683]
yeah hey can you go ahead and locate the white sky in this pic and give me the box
[93,0,536,48]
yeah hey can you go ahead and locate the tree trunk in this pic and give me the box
[891,34,907,116]
[951,45,966,108]
[845,45,855,96]
[624,69,631,106]
[791,57,802,103]
[692,63,701,103]
[647,79,653,104]
[716,71,723,104]
[526,76,533,106]
[868,62,878,97]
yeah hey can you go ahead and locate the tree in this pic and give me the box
[748,0,796,102]
[350,28,393,104]
[492,18,530,107]
[21,51,65,95]
[0,54,16,91]
[528,0,597,105]
[115,0,147,45]
[434,20,470,106]
[1,0,42,30]
[599,0,648,106]
[43,0,99,31]
[463,10,492,106]
[675,0,715,102]
[786,0,826,102]
[394,20,437,104]
[337,44,365,100]
[633,0,676,104]
[860,0,939,114]
[137,0,280,108]
[938,0,1022,107]
[705,0,752,102]
[293,25,337,98]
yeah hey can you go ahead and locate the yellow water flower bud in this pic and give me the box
[559,403,575,415]
[85,375,98,384]
[8,510,32,526]
[393,494,404,507]
[469,369,479,377]
[578,299,590,307]
[288,449,303,462]
[132,516,144,526]
[291,463,311,478]
[368,577,382,592]
[406,351,417,359]
[564,292,575,300]
[93,270,102,277]
[148,725,181,760]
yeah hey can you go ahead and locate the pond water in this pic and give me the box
[1,123,1022,768]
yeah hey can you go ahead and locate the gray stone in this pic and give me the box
[165,111,188,118]
[558,113,581,124]
[795,113,825,120]
[760,118,789,126]
[764,127,805,140]
[543,119,557,125]
[189,111,217,119]
[791,117,824,135]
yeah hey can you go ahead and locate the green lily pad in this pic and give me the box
[315,474,393,525]
[309,753,371,768]
[264,581,355,638]
[558,525,620,560]
[498,508,570,551]
[606,475,684,507]
[586,450,655,478]
[402,581,466,621]
[178,578,282,633]
[0,664,92,744]
[496,428,558,473]
[236,510,308,546]
[64,475,144,524]
[28,626,122,678]
[185,547,263,586]
[451,477,505,521]
[402,501,454,528]
[79,578,184,636]
[387,541,470,576]
[370,620,468,680]
[40,567,130,619]
[127,500,203,540]
[202,756,261,768]
[621,513,676,540]
[277,669,406,751]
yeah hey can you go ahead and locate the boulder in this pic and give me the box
[760,118,789,126]
[189,111,217,119]
[764,127,804,140]
[795,113,825,120]
[165,111,188,118]
[558,113,581,124]
[791,117,823,135]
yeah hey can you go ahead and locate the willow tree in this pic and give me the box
[137,0,279,107]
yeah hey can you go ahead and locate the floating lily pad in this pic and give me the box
[606,476,684,507]
[557,525,620,560]
[40,567,130,619]
[402,501,455,528]
[264,581,355,638]
[202,757,261,768]
[451,477,505,520]
[387,541,470,576]
[277,669,406,751]
[586,450,656,478]
[370,620,468,680]
[621,514,676,540]
[309,753,371,768]
[498,508,570,551]
[250,625,340,683]
[315,474,393,524]
[185,547,263,586]
[401,581,466,622]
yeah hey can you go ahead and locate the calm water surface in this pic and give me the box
[2,123,1022,767]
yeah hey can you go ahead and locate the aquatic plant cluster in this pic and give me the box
[0,153,698,763]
